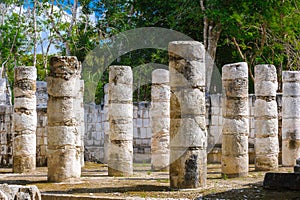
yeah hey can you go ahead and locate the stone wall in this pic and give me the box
[0,106,13,167]
[133,102,152,163]
[84,104,104,162]
[36,81,48,167]
[84,102,152,163]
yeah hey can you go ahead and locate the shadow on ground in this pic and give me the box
[44,185,170,194]
[201,183,300,200]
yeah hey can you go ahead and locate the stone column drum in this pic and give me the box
[169,41,207,189]
[254,65,279,171]
[47,56,82,182]
[282,71,300,166]
[221,62,249,178]
[108,66,133,176]
[13,66,37,173]
[150,69,170,171]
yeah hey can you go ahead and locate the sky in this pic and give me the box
[36,3,97,54]
[9,1,98,54]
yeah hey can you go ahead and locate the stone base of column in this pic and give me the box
[151,153,169,171]
[170,148,206,189]
[282,140,300,166]
[47,147,81,182]
[221,155,248,178]
[13,155,36,173]
[255,155,278,171]
[108,140,133,176]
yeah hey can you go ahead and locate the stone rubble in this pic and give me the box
[0,184,41,200]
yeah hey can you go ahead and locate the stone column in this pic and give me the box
[221,62,249,178]
[103,84,110,164]
[282,71,300,166]
[47,56,81,182]
[13,66,37,173]
[108,66,133,176]
[150,69,170,171]
[78,80,85,167]
[169,41,207,189]
[254,64,279,171]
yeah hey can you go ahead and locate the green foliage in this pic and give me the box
[1,0,299,103]
[20,54,49,81]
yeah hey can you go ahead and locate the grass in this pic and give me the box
[156,179,169,183]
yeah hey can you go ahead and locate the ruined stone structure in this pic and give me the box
[108,66,133,176]
[254,64,279,171]
[150,69,170,171]
[0,53,297,180]
[47,56,81,182]
[169,41,207,188]
[282,71,300,166]
[222,62,249,178]
[13,66,37,173]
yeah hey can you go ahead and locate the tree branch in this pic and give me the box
[232,37,246,61]
[232,37,254,82]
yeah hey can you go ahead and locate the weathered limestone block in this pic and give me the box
[170,148,207,188]
[14,112,37,132]
[282,71,300,166]
[47,147,81,181]
[151,118,170,134]
[169,41,207,189]
[108,66,133,176]
[108,140,133,176]
[13,66,37,173]
[254,64,279,171]
[47,56,81,182]
[170,117,207,148]
[221,62,249,178]
[150,69,170,171]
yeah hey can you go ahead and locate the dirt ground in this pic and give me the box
[0,162,300,199]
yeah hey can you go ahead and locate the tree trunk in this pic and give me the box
[33,0,37,67]
[205,22,222,92]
